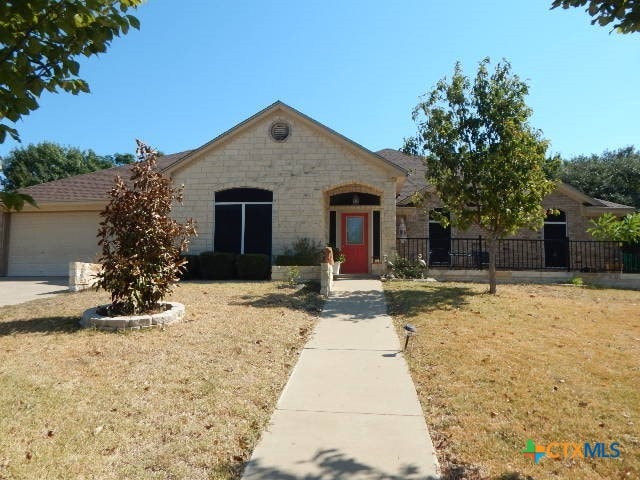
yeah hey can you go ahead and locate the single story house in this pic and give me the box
[0,101,634,277]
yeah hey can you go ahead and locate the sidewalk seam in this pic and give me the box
[275,408,424,417]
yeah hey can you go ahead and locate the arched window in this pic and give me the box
[214,188,272,257]
[329,192,380,206]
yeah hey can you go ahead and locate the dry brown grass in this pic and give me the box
[0,281,322,479]
[384,281,640,480]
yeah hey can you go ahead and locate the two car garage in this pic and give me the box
[5,211,101,276]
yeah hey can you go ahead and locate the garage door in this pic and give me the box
[8,211,101,276]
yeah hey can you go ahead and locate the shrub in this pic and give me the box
[236,254,270,280]
[275,237,323,266]
[286,266,301,287]
[180,254,201,280]
[570,276,584,286]
[330,245,346,263]
[393,256,424,279]
[96,141,196,315]
[199,251,236,280]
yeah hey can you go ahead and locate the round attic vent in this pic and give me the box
[270,122,290,142]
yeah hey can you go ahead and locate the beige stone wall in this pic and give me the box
[69,261,102,292]
[400,189,594,241]
[397,189,612,269]
[271,265,320,282]
[170,111,399,272]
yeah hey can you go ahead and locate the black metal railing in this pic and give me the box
[396,237,639,273]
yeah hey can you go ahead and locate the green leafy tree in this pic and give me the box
[0,0,142,143]
[559,146,640,208]
[551,0,640,33]
[0,191,36,212]
[588,212,640,243]
[96,140,196,315]
[1,141,135,189]
[404,58,557,294]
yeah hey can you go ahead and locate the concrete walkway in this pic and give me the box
[242,279,440,480]
[0,277,68,307]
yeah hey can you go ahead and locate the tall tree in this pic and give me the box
[559,146,640,209]
[0,0,143,143]
[404,58,558,294]
[551,0,640,33]
[1,141,134,190]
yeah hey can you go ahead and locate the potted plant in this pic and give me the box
[332,246,346,275]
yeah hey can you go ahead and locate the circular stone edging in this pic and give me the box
[80,302,185,331]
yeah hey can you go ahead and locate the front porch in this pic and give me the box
[396,237,640,273]
[325,183,391,276]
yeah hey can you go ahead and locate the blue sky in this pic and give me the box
[1,1,638,160]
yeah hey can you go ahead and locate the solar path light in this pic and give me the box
[403,323,417,351]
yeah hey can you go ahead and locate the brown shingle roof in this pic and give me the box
[594,198,634,209]
[376,149,427,203]
[19,150,192,203]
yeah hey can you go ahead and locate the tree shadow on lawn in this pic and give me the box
[384,285,479,317]
[0,315,81,336]
[232,282,324,315]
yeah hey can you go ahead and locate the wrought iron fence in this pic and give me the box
[395,237,639,273]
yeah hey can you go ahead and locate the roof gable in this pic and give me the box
[163,101,407,177]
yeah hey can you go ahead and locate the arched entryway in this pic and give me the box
[326,185,382,274]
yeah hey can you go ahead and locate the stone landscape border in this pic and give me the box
[80,302,185,331]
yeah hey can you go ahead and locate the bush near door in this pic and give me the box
[199,252,236,280]
[188,252,271,280]
[236,254,270,280]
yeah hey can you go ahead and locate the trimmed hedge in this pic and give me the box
[236,254,270,280]
[179,254,201,280]
[199,251,236,280]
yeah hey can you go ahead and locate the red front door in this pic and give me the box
[341,213,368,274]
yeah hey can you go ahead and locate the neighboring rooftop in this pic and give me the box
[376,148,427,204]
[19,151,191,203]
[594,198,634,209]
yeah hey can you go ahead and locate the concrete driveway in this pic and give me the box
[0,277,68,307]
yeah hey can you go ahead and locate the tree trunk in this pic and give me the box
[487,236,498,294]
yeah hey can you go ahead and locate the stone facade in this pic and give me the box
[69,261,101,292]
[271,265,321,282]
[397,189,625,271]
[170,108,401,274]
[400,189,595,241]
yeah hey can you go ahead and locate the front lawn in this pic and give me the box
[384,281,639,480]
[0,281,321,479]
